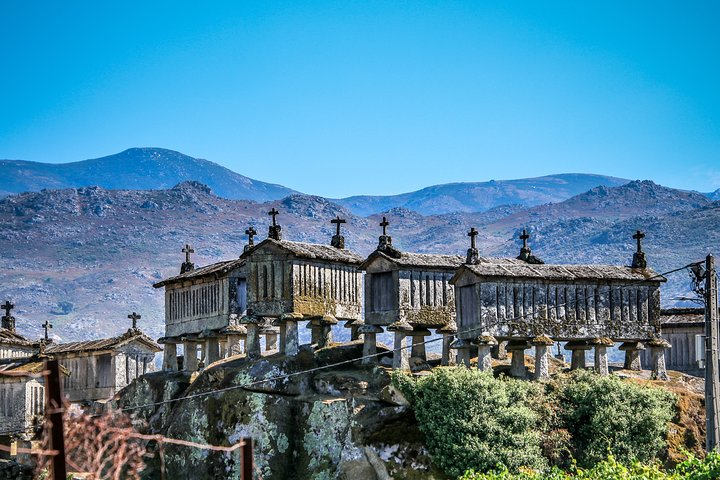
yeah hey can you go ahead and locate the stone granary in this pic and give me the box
[45,315,160,402]
[0,357,51,436]
[242,211,364,357]
[640,307,705,376]
[451,229,667,379]
[153,247,250,372]
[359,217,463,369]
[0,302,37,360]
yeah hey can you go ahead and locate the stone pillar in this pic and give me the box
[245,323,261,359]
[492,341,508,360]
[439,322,458,366]
[507,340,530,378]
[359,325,383,365]
[591,338,613,376]
[531,335,554,380]
[344,319,363,341]
[648,338,671,381]
[564,340,591,370]
[265,329,279,351]
[226,335,243,357]
[619,342,645,371]
[205,337,220,365]
[450,338,471,368]
[285,320,299,356]
[410,328,431,362]
[388,320,413,369]
[183,341,198,372]
[308,320,322,346]
[162,343,178,371]
[278,321,287,354]
[476,335,498,372]
[317,315,338,349]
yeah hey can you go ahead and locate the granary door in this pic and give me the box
[237,278,248,315]
[458,285,477,329]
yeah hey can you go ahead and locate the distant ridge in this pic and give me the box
[0,147,298,202]
[332,173,630,215]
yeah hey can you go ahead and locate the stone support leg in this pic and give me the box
[650,346,670,381]
[411,335,427,361]
[456,347,471,368]
[392,331,410,370]
[491,341,507,360]
[508,345,528,378]
[205,338,220,365]
[362,332,378,365]
[246,323,261,359]
[534,345,551,380]
[318,325,333,349]
[226,335,242,357]
[183,342,198,372]
[477,344,493,372]
[620,342,644,371]
[310,323,322,345]
[285,320,299,356]
[278,322,287,354]
[162,344,178,371]
[441,334,454,366]
[266,332,279,351]
[350,324,361,341]
[594,346,609,376]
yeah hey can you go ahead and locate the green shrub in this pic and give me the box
[558,371,676,467]
[674,450,720,479]
[393,368,546,477]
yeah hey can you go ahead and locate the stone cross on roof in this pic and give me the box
[633,230,645,252]
[331,216,346,236]
[631,230,648,269]
[380,216,389,236]
[1,300,15,332]
[180,244,196,274]
[376,216,400,257]
[128,312,141,330]
[468,227,478,249]
[268,208,283,240]
[466,227,480,265]
[330,216,346,249]
[268,208,280,226]
[245,226,257,244]
[2,300,13,318]
[42,320,52,341]
[520,229,530,250]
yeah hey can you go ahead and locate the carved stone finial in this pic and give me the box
[466,227,480,264]
[268,208,282,240]
[244,226,257,253]
[181,244,195,274]
[330,216,346,249]
[128,312,141,332]
[631,230,647,269]
[1,300,15,332]
[516,229,544,264]
[42,320,53,341]
[377,216,401,258]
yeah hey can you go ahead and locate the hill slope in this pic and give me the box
[0,147,297,201]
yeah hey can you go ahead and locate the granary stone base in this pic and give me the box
[620,342,645,371]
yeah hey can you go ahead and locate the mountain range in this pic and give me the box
[1,147,718,344]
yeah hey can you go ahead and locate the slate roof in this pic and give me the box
[660,307,704,326]
[45,329,161,354]
[154,258,246,288]
[0,356,70,377]
[457,261,664,282]
[0,328,35,346]
[360,249,465,270]
[249,238,364,265]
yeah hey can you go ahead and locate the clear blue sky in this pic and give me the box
[1,1,718,197]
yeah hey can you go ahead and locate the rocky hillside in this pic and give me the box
[0,148,297,201]
[0,180,717,343]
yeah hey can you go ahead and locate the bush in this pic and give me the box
[393,368,547,477]
[558,371,676,467]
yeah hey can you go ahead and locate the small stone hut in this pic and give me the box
[46,325,160,403]
[451,229,667,379]
[359,217,463,369]
[0,358,46,436]
[153,251,249,372]
[242,212,364,357]
[641,307,704,376]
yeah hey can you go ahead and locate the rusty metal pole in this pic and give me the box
[45,359,67,480]
[241,437,254,480]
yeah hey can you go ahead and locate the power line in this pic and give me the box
[117,261,694,413]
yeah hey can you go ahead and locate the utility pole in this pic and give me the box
[44,359,67,480]
[241,437,254,480]
[705,254,720,452]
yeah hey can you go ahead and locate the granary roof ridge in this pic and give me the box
[0,327,35,346]
[459,262,665,282]
[249,238,364,265]
[360,249,465,270]
[153,258,246,288]
[0,356,71,377]
[660,307,704,326]
[45,329,161,354]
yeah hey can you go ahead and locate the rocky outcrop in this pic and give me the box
[113,344,444,480]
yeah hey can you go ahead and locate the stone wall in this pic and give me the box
[0,377,43,433]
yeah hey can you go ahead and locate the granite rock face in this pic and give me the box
[113,344,441,480]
